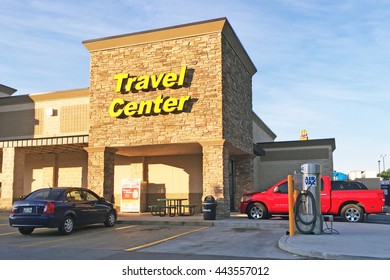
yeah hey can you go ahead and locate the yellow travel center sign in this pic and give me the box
[109,66,191,118]
[114,66,187,92]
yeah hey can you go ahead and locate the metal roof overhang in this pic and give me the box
[0,135,89,154]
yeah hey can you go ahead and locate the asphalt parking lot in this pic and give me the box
[0,213,304,260]
[2,211,389,260]
[0,223,204,259]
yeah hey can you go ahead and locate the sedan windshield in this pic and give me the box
[24,189,64,201]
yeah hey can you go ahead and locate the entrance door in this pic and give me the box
[229,160,236,211]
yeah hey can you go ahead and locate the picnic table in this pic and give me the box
[148,198,196,217]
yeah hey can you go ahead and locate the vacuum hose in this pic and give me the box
[294,191,317,234]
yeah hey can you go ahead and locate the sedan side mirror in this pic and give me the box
[273,187,280,193]
[98,197,106,203]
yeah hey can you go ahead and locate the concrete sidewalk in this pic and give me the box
[117,212,288,228]
[116,212,390,260]
[279,221,390,259]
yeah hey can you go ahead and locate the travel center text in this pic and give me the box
[109,66,191,118]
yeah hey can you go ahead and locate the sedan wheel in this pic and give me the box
[59,216,74,235]
[247,203,268,220]
[18,227,34,235]
[104,211,116,227]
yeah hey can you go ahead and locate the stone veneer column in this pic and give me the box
[84,147,116,202]
[201,141,230,219]
[1,147,25,205]
[234,155,254,211]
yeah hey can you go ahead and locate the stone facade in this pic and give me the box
[221,35,253,154]
[234,156,254,209]
[87,35,224,148]
[84,147,116,201]
[84,18,257,218]
[201,141,230,219]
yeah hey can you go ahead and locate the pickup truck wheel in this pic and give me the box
[340,204,364,222]
[247,203,268,220]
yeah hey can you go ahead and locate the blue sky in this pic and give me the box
[1,0,389,174]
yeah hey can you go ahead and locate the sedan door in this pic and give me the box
[81,190,108,224]
[66,190,95,226]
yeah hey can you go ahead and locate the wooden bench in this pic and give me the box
[179,205,196,216]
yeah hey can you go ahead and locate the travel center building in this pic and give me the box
[0,18,334,218]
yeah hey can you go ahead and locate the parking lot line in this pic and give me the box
[20,228,111,248]
[114,225,137,231]
[0,227,49,237]
[8,225,136,247]
[124,226,210,252]
[0,232,17,236]
[21,236,74,248]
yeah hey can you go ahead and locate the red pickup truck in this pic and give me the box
[239,176,385,222]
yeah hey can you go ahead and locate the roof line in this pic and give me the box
[82,17,228,45]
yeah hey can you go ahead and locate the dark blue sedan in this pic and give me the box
[9,187,117,235]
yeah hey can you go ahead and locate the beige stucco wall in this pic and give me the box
[57,152,88,187]
[113,154,202,212]
[147,155,203,206]
[23,151,88,193]
[0,89,89,140]
[0,89,89,207]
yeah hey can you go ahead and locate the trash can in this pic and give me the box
[202,195,217,220]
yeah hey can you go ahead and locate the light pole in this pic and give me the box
[380,154,387,172]
[378,160,381,175]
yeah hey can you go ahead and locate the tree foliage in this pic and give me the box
[378,169,390,180]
